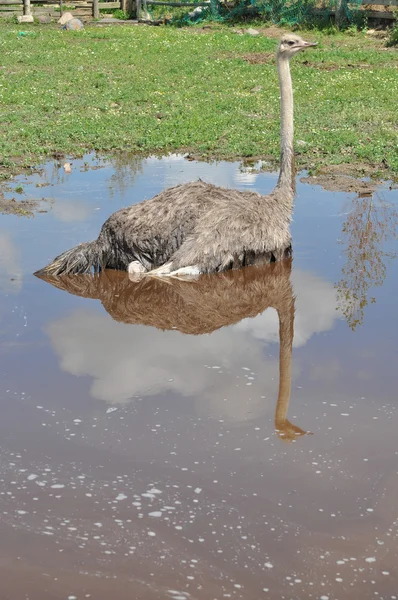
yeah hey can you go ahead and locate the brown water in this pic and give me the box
[1,154,398,600]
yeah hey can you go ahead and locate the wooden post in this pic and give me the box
[23,0,31,16]
[125,0,134,17]
[93,0,99,18]
[210,0,218,17]
[335,0,346,28]
[136,0,141,18]
[60,0,63,16]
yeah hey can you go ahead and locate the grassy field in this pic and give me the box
[0,22,397,179]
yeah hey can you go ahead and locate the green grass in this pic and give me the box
[0,22,397,179]
[386,18,398,47]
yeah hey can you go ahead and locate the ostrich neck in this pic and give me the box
[276,55,295,194]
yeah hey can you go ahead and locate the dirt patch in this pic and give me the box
[301,60,389,71]
[241,52,274,65]
[188,25,222,34]
[254,25,290,39]
[186,153,392,192]
[226,55,382,69]
[218,50,274,64]
[301,174,377,194]
[190,24,290,38]
[236,158,390,193]
[302,60,339,71]
[0,194,48,217]
[300,164,381,194]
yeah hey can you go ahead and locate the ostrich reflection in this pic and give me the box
[36,260,308,442]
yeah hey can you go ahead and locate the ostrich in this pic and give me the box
[37,261,309,440]
[36,34,316,278]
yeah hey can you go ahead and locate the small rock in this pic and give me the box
[246,28,260,36]
[64,18,84,30]
[63,162,72,173]
[58,11,74,25]
[17,15,34,23]
[296,140,307,146]
[188,5,204,17]
[250,85,262,93]
[37,15,52,23]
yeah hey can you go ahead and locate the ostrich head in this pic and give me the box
[278,33,317,58]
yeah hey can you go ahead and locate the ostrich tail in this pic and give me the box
[34,240,106,276]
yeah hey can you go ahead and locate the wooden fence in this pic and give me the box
[139,0,398,20]
[348,0,397,20]
[0,0,396,20]
[0,0,119,19]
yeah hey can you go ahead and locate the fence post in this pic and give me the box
[335,0,346,28]
[210,0,218,18]
[124,0,134,16]
[93,0,99,18]
[136,0,141,18]
[23,0,32,16]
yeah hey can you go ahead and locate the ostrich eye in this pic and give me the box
[287,41,295,46]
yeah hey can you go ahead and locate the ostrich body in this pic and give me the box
[36,34,316,278]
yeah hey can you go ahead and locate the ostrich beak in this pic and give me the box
[300,40,318,48]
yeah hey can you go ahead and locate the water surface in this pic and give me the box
[1,154,398,600]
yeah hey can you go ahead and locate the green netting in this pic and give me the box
[167,0,364,28]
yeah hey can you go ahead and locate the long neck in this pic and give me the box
[276,55,295,193]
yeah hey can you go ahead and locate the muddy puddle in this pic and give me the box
[1,154,398,600]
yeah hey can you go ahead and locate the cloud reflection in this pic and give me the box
[44,266,340,424]
[0,231,23,294]
[51,200,92,223]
